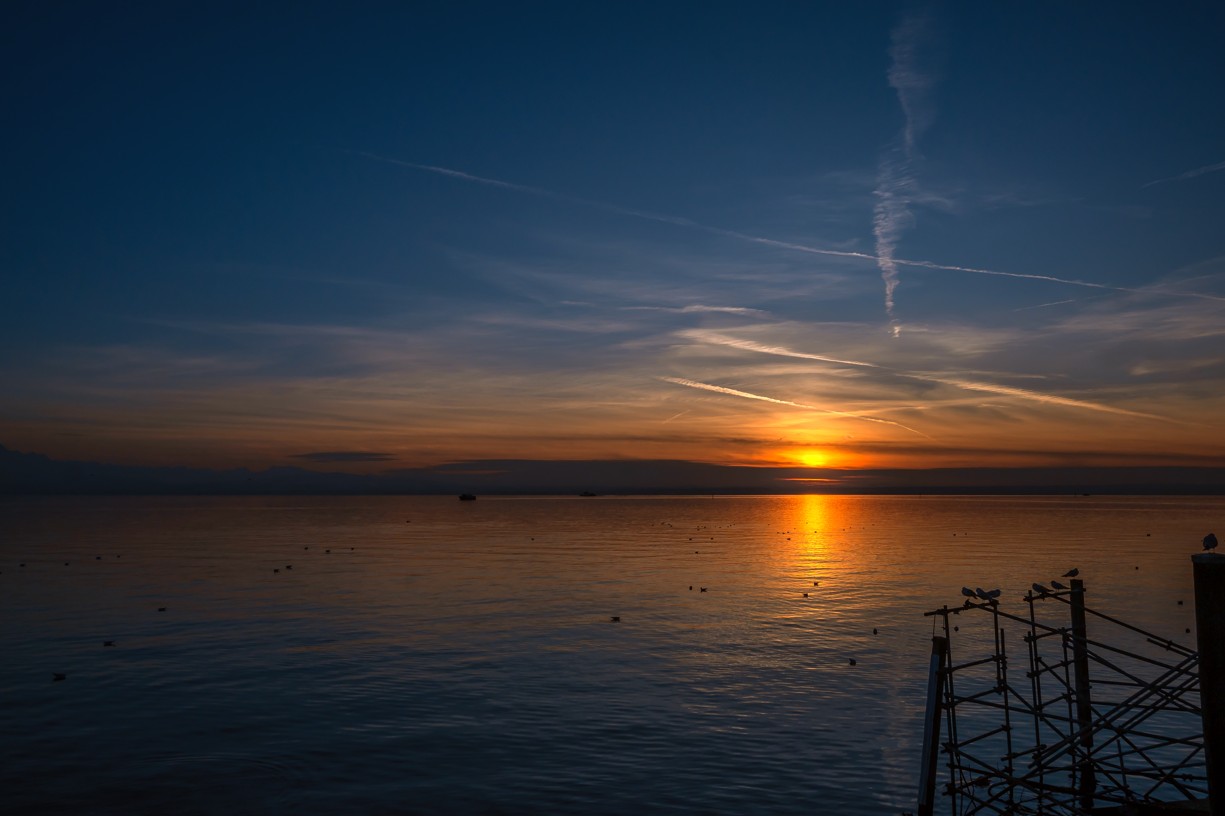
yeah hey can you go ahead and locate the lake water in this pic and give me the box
[1,494,1219,815]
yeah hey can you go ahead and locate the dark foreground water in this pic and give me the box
[1,494,1219,815]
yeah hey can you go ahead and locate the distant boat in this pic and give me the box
[579,491,598,497]
[458,493,476,501]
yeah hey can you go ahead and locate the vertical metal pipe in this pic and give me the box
[1193,553,1225,816]
[918,635,949,816]
[1069,577,1096,812]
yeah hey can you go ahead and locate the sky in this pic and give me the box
[3,2,1225,478]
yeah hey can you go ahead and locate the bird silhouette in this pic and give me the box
[961,587,976,598]
[1204,533,1219,552]
[848,658,857,666]
[1050,580,1068,590]
[104,641,115,647]
[1062,568,1079,578]
[610,616,620,622]
[699,587,707,592]
[1032,582,1050,595]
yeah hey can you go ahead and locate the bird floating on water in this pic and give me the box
[52,673,66,682]
[104,641,115,647]
[1205,533,1219,552]
[1063,568,1079,578]
[610,616,620,623]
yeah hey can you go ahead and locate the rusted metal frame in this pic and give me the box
[1087,651,1200,744]
[1133,755,1209,801]
[1081,637,1201,678]
[1026,593,1048,800]
[1081,697,1203,803]
[1081,604,1197,658]
[1084,648,1202,716]
[994,616,1019,812]
[1037,593,1197,660]
[949,723,1011,752]
[1106,728,1205,748]
[937,610,962,816]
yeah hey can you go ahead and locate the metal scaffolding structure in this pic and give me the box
[916,579,1208,815]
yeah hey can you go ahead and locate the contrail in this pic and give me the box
[684,332,1171,421]
[915,376,1167,420]
[1013,298,1079,312]
[678,329,880,369]
[624,305,768,316]
[350,151,1225,303]
[1142,159,1225,189]
[660,377,929,437]
[874,13,934,333]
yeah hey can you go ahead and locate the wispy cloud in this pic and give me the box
[291,451,398,463]
[1142,159,1225,189]
[660,377,929,436]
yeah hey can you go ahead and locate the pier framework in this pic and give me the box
[916,556,1223,816]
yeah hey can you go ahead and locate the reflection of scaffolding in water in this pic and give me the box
[917,579,1207,815]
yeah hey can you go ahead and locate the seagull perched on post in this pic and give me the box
[1050,580,1068,590]
[961,587,976,598]
[1205,533,1219,552]
[1032,582,1050,595]
[1062,568,1079,578]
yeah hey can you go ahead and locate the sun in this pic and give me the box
[796,450,830,468]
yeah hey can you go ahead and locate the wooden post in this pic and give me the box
[1193,554,1225,816]
[1069,577,1096,813]
[917,635,949,816]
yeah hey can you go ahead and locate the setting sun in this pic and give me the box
[796,450,831,468]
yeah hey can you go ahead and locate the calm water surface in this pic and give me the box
[1,494,1219,815]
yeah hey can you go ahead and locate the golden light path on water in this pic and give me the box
[0,494,1217,815]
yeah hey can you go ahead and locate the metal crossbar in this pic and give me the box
[918,579,1205,816]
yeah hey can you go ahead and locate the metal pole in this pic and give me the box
[918,635,949,816]
[1193,553,1225,816]
[1069,577,1096,812]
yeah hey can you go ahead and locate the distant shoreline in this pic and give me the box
[4,444,1223,497]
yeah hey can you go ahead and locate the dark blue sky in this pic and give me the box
[4,2,1224,473]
